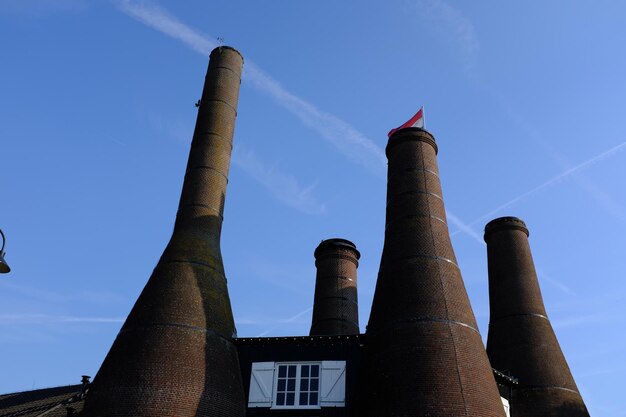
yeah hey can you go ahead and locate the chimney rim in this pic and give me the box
[484,216,529,240]
[386,127,438,156]
[314,238,360,259]
[210,45,244,62]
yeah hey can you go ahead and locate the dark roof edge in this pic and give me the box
[0,384,81,398]
[492,368,519,385]
[234,334,365,344]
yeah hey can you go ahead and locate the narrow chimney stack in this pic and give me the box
[83,46,245,417]
[310,238,360,336]
[362,128,506,417]
[485,217,590,417]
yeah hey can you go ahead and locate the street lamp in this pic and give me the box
[0,229,10,273]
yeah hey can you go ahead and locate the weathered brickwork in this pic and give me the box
[485,217,590,417]
[310,239,360,336]
[81,46,246,417]
[362,128,506,417]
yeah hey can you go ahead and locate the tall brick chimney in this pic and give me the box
[82,46,245,417]
[310,238,360,336]
[485,216,590,417]
[362,128,506,417]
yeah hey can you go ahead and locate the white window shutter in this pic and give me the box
[248,362,275,408]
[501,397,510,417]
[320,361,346,407]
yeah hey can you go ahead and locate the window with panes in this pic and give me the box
[274,363,320,408]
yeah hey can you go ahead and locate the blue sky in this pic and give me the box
[1,1,625,415]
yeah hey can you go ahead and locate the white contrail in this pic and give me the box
[489,89,626,228]
[115,1,482,242]
[537,270,576,296]
[466,140,626,229]
[116,0,386,177]
[117,0,215,54]
[0,314,125,324]
[413,0,479,59]
[256,307,313,337]
[232,146,326,215]
[446,210,483,245]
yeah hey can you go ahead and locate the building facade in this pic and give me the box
[1,47,589,417]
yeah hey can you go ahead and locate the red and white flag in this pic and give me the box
[388,106,425,137]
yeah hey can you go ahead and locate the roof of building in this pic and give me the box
[234,334,363,345]
[0,384,84,417]
[492,368,519,385]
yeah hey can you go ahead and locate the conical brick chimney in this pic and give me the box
[82,46,245,417]
[485,216,589,417]
[362,127,506,417]
[310,238,360,336]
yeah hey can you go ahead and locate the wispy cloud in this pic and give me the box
[551,313,610,330]
[0,0,87,16]
[144,112,192,144]
[446,210,483,245]
[0,282,125,306]
[0,314,125,324]
[236,256,316,296]
[537,289,625,332]
[117,0,215,54]
[243,63,387,177]
[256,307,313,337]
[491,90,626,227]
[465,140,626,228]
[115,1,485,244]
[411,0,479,70]
[578,365,626,379]
[115,0,386,177]
[236,312,311,327]
[234,317,271,326]
[232,146,326,215]
[537,270,576,296]
[571,172,626,227]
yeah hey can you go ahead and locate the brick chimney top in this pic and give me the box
[386,127,437,155]
[484,216,529,239]
[210,45,244,61]
[314,238,360,260]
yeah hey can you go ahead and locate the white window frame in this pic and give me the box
[247,360,346,409]
[271,362,321,410]
[501,397,510,417]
